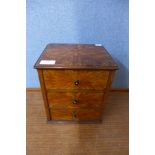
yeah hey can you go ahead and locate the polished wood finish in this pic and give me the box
[34,44,118,122]
[75,70,109,90]
[37,70,51,120]
[44,70,109,90]
[50,108,101,121]
[47,92,104,108]
[44,70,75,89]
[34,44,118,70]
[26,88,129,92]
[27,91,129,155]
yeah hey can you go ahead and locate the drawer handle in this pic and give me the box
[72,112,77,118]
[74,80,80,86]
[72,99,79,104]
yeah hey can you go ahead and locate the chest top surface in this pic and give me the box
[34,44,118,70]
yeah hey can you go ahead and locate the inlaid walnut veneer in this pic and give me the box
[34,43,118,123]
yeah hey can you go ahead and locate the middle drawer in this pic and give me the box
[47,92,104,108]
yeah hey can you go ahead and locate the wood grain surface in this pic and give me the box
[37,70,51,120]
[39,69,113,121]
[26,88,129,92]
[47,91,104,108]
[43,70,109,90]
[34,44,118,70]
[50,108,102,121]
[34,44,118,122]
[27,91,129,155]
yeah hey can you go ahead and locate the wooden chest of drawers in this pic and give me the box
[34,44,118,123]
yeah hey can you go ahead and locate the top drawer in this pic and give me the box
[43,70,109,90]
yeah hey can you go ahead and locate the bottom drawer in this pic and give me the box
[50,108,102,121]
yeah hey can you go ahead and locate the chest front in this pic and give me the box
[34,44,118,123]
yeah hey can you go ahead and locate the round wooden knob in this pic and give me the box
[72,99,79,104]
[72,112,77,118]
[74,80,80,86]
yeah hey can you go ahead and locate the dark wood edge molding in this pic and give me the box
[26,88,129,92]
[47,120,102,124]
[110,88,129,92]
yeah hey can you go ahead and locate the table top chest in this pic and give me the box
[34,44,118,123]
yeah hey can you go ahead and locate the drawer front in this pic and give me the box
[43,70,75,89]
[43,70,109,90]
[76,71,109,90]
[50,109,102,121]
[47,92,104,107]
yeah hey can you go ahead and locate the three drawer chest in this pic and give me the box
[34,44,118,123]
